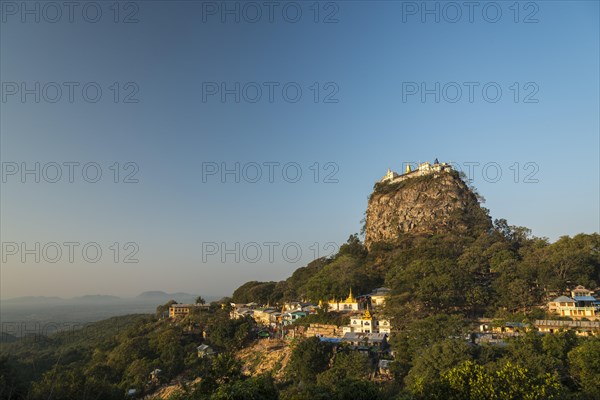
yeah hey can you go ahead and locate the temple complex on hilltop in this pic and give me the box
[380,158,453,184]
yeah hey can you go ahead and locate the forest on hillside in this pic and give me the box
[233,222,599,320]
[1,218,599,399]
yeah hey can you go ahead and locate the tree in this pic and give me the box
[386,254,474,314]
[232,281,279,305]
[301,255,379,301]
[286,337,332,384]
[317,351,372,388]
[332,379,383,400]
[123,358,154,391]
[210,353,243,385]
[337,234,367,258]
[206,315,254,351]
[490,248,542,312]
[188,353,243,397]
[568,336,600,398]
[504,331,559,380]
[389,314,467,359]
[441,360,562,400]
[405,339,474,394]
[540,234,599,291]
[196,296,206,305]
[492,361,562,400]
[30,366,123,400]
[151,328,185,377]
[541,330,578,364]
[281,258,330,301]
[441,360,493,400]
[107,336,153,372]
[493,219,533,249]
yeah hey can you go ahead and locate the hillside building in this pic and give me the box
[367,287,391,308]
[322,288,362,312]
[548,286,599,320]
[343,309,391,335]
[342,332,388,351]
[169,303,210,319]
[534,320,600,336]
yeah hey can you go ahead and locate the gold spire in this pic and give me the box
[345,288,355,303]
[363,309,372,319]
[405,164,411,174]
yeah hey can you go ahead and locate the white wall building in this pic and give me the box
[343,310,391,334]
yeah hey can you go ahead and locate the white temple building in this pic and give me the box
[380,158,453,184]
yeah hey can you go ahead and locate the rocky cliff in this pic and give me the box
[364,169,491,249]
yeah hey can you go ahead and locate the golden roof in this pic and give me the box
[344,288,355,303]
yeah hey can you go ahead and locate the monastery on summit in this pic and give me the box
[380,158,453,184]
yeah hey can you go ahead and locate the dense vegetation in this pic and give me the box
[1,189,599,400]
[226,221,600,399]
[0,307,256,399]
[235,225,599,319]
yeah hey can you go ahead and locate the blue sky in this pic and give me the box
[1,1,598,299]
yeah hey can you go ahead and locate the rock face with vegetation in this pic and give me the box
[364,170,491,249]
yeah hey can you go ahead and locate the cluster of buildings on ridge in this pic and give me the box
[380,158,453,184]
[167,285,600,351]
[476,286,600,342]
[229,287,394,351]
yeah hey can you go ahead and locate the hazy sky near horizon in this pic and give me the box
[1,1,599,299]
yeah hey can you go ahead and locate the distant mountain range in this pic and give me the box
[0,291,222,326]
[2,291,207,304]
[1,295,64,303]
[135,291,201,301]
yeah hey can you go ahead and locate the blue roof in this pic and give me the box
[574,296,597,302]
[319,337,342,343]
